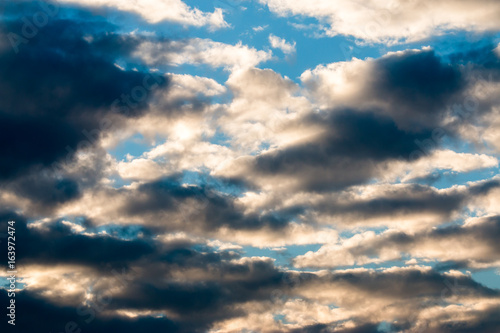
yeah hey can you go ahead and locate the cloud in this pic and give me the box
[301,48,465,130]
[0,9,167,182]
[383,149,498,183]
[49,175,301,236]
[0,211,285,331]
[269,34,296,55]
[443,45,500,152]
[294,214,500,269]
[134,38,273,70]
[4,207,499,333]
[2,2,500,332]
[117,158,165,181]
[168,73,227,98]
[253,25,268,32]
[0,212,155,267]
[234,109,435,192]
[260,0,500,44]
[220,67,311,150]
[215,266,500,332]
[59,0,228,28]
[129,46,499,194]
[211,48,499,193]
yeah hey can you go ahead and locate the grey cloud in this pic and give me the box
[252,109,434,191]
[0,2,167,182]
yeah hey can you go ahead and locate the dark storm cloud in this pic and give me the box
[2,147,116,213]
[0,211,156,266]
[390,304,500,333]
[0,208,278,278]
[106,259,284,328]
[261,46,500,193]
[6,173,81,209]
[2,208,499,333]
[122,175,293,230]
[115,265,498,332]
[0,290,185,333]
[433,260,471,272]
[0,201,279,271]
[289,323,382,333]
[303,48,468,131]
[253,110,433,191]
[107,251,283,327]
[295,214,500,269]
[0,212,288,332]
[87,266,499,332]
[286,268,500,332]
[448,42,500,76]
[443,43,500,132]
[0,2,166,181]
[0,209,237,269]
[373,49,465,130]
[324,268,498,299]
[379,213,500,261]
[314,183,464,219]
[308,179,500,225]
[0,260,282,332]
[433,305,500,333]
[157,245,239,267]
[468,178,500,195]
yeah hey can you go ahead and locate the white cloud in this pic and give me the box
[260,0,500,44]
[300,57,375,109]
[383,149,499,183]
[59,0,228,28]
[117,158,164,180]
[299,47,464,130]
[293,215,500,269]
[217,67,313,152]
[252,25,268,32]
[293,231,391,268]
[268,34,296,55]
[166,73,227,100]
[216,223,338,248]
[61,220,86,233]
[143,140,237,174]
[134,38,272,70]
[468,177,500,215]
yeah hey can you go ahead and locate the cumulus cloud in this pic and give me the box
[211,47,500,194]
[383,149,498,183]
[134,38,273,70]
[117,158,165,180]
[0,7,169,217]
[51,175,291,232]
[236,179,500,235]
[217,67,312,152]
[4,209,500,333]
[253,25,268,32]
[301,48,465,130]
[59,0,228,28]
[221,109,435,192]
[3,1,500,332]
[294,214,500,269]
[260,0,500,44]
[269,34,296,55]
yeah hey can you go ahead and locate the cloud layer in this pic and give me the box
[1,1,500,332]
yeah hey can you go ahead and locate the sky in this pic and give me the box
[1,0,500,332]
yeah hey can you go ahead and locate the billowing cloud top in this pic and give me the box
[1,1,500,332]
